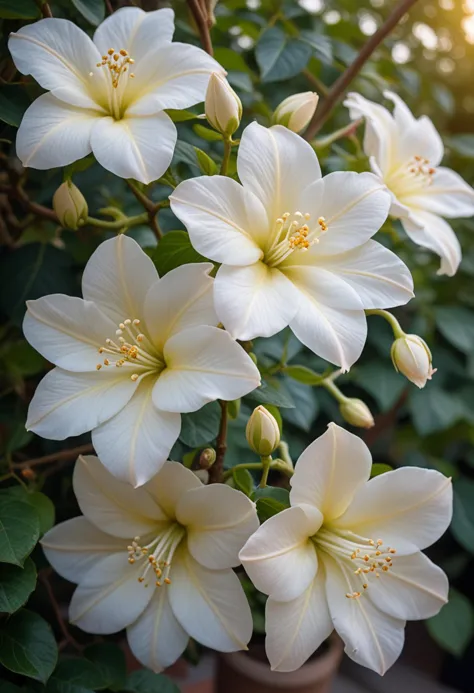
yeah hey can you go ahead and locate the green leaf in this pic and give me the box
[255,497,287,522]
[0,609,58,683]
[232,468,254,496]
[64,155,95,180]
[0,0,39,18]
[193,124,223,142]
[299,30,333,64]
[0,86,31,127]
[435,307,474,354]
[253,486,289,506]
[84,643,126,692]
[283,365,324,385]
[0,493,40,566]
[165,109,200,123]
[47,657,109,693]
[214,47,251,73]
[354,363,406,411]
[180,401,221,447]
[27,492,55,536]
[427,589,474,656]
[0,558,36,614]
[125,670,180,693]
[255,28,312,83]
[451,478,474,554]
[172,140,200,171]
[71,0,105,25]
[370,463,393,478]
[282,378,318,432]
[153,231,207,276]
[0,243,77,327]
[408,387,464,436]
[194,147,218,175]
[247,378,295,408]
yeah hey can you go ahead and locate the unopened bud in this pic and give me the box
[246,406,280,457]
[340,398,374,429]
[272,91,319,134]
[199,447,216,470]
[53,181,88,230]
[205,72,242,137]
[391,334,435,389]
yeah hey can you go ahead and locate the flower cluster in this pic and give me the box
[10,4,467,682]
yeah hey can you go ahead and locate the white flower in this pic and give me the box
[170,122,414,371]
[42,455,258,671]
[24,234,260,486]
[344,91,474,276]
[272,91,319,134]
[391,334,435,389]
[205,72,242,137]
[8,8,222,183]
[240,423,452,675]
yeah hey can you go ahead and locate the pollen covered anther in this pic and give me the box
[126,526,185,588]
[96,47,135,88]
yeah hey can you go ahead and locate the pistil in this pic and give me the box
[265,211,328,267]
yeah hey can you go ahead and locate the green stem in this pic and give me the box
[366,309,405,339]
[83,212,149,231]
[320,377,347,405]
[312,118,363,149]
[223,462,264,481]
[220,137,232,175]
[259,455,273,488]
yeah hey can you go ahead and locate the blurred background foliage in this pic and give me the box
[1,0,474,692]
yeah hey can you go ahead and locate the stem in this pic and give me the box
[12,443,94,470]
[84,212,148,230]
[312,118,363,149]
[127,180,164,240]
[40,570,83,652]
[187,0,214,55]
[0,184,58,222]
[304,0,421,140]
[366,309,405,339]
[220,138,232,175]
[40,2,53,17]
[320,377,347,405]
[105,0,113,13]
[223,460,294,482]
[303,69,329,97]
[259,455,272,488]
[209,401,228,483]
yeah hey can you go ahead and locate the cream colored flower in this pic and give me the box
[205,72,242,137]
[272,91,319,133]
[345,91,474,276]
[240,423,452,674]
[42,456,258,671]
[391,334,435,388]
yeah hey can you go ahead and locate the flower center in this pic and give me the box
[388,154,436,200]
[96,48,135,89]
[96,318,164,382]
[314,527,397,600]
[127,524,186,588]
[265,211,328,267]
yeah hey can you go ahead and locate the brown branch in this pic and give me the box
[40,2,53,18]
[40,570,83,652]
[304,0,421,140]
[363,389,408,448]
[12,443,94,470]
[0,184,58,222]
[187,0,214,56]
[209,401,228,483]
[105,0,114,14]
[126,181,163,240]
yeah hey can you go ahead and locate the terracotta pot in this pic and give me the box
[215,634,343,693]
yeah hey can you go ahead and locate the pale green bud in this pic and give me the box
[246,405,280,457]
[272,91,319,134]
[391,334,435,389]
[340,398,374,429]
[53,181,88,230]
[205,72,242,137]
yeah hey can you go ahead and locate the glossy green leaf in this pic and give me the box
[153,231,207,276]
[193,123,224,142]
[0,558,37,614]
[47,657,110,693]
[125,670,180,693]
[0,609,57,683]
[247,378,295,408]
[165,109,200,122]
[27,492,55,536]
[0,0,39,18]
[195,147,218,175]
[71,0,105,25]
[282,378,318,432]
[256,27,312,83]
[180,401,221,447]
[232,468,254,496]
[427,589,474,657]
[435,307,474,354]
[0,493,40,566]
[0,86,31,127]
[283,364,324,385]
[83,643,127,691]
[451,478,474,554]
[253,486,289,506]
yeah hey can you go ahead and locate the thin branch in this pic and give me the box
[0,184,58,222]
[209,401,228,483]
[12,443,94,470]
[304,0,420,140]
[105,0,114,13]
[363,390,408,448]
[187,0,214,55]
[40,2,53,18]
[126,180,163,240]
[40,570,83,652]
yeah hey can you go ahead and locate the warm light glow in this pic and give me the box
[462,13,474,43]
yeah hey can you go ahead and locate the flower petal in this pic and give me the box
[344,92,397,173]
[144,461,201,520]
[169,549,253,652]
[16,94,98,170]
[82,235,158,324]
[144,263,217,350]
[90,112,176,184]
[239,505,322,602]
[23,295,117,372]
[214,263,300,340]
[127,587,188,672]
[176,485,258,569]
[237,123,321,219]
[170,176,266,265]
[69,552,154,634]
[383,91,416,130]
[92,379,181,487]
[93,7,174,58]
[290,423,372,520]
[300,172,391,255]
[401,211,461,277]
[289,297,367,371]
[397,115,444,168]
[9,18,104,109]
[26,368,135,440]
[324,554,405,675]
[333,467,453,554]
[126,43,222,116]
[404,166,474,219]
[73,454,166,537]
[265,568,333,672]
[281,262,363,311]
[41,516,125,584]
[366,551,448,621]
[154,326,260,413]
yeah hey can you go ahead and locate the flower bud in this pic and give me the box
[272,91,319,134]
[205,72,242,137]
[246,406,280,457]
[339,398,374,429]
[53,181,88,230]
[391,334,435,389]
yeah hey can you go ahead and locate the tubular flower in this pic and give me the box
[23,235,260,486]
[344,91,474,276]
[240,423,452,675]
[42,456,259,671]
[8,8,222,183]
[170,122,414,371]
